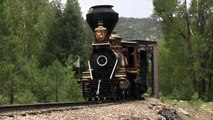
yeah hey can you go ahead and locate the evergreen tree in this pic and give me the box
[34,58,82,102]
[43,0,92,76]
[0,0,26,104]
[0,0,86,104]
[0,0,57,104]
[40,0,64,67]
[45,0,90,65]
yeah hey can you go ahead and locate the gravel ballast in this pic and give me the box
[0,98,197,120]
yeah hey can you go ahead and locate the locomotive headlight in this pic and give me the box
[95,25,107,41]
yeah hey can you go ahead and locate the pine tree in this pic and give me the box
[0,0,57,104]
[45,0,90,65]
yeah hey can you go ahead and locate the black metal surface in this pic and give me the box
[86,5,118,35]
[139,50,148,93]
[80,79,125,99]
[84,81,118,98]
[90,47,116,79]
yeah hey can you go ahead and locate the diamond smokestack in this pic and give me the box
[86,5,119,35]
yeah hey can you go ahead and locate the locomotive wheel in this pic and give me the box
[87,98,92,101]
[122,90,129,99]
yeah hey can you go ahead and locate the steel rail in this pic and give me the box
[0,100,129,117]
[0,101,105,116]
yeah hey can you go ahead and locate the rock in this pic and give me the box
[156,114,166,120]
[118,115,150,120]
[178,108,190,116]
[208,102,212,104]
[158,107,182,120]
[148,105,153,109]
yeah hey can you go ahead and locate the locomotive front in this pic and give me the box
[79,5,129,99]
[87,5,119,79]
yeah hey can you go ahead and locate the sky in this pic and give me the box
[61,0,192,18]
[62,0,154,18]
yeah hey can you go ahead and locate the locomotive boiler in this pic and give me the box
[78,5,157,100]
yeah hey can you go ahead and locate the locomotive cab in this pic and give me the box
[121,41,148,97]
[121,41,140,71]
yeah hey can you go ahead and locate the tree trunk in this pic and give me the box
[198,77,206,98]
[55,77,58,102]
[9,88,14,104]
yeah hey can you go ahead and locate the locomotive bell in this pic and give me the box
[86,5,118,39]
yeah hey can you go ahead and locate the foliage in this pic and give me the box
[35,58,82,102]
[0,0,85,104]
[63,57,83,101]
[154,0,213,100]
[43,0,91,68]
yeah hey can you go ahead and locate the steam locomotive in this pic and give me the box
[78,5,158,100]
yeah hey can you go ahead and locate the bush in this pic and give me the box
[169,85,194,101]
[189,92,203,110]
[16,90,36,104]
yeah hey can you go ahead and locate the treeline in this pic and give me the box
[0,0,91,104]
[115,17,161,40]
[154,0,213,101]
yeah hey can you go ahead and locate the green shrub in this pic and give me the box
[189,92,202,111]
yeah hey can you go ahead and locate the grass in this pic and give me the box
[159,96,213,120]
[160,96,213,111]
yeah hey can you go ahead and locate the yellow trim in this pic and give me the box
[115,74,126,77]
[126,70,138,73]
[82,76,91,79]
[92,42,110,46]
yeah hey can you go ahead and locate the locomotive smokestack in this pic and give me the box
[86,5,118,35]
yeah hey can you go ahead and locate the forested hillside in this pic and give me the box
[0,0,91,104]
[115,17,161,40]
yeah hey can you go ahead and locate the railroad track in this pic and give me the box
[0,100,128,117]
